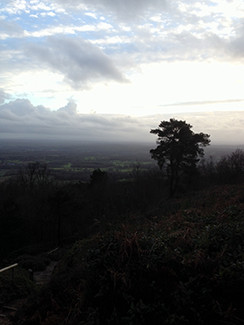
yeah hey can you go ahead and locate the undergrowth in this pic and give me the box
[16,184,244,324]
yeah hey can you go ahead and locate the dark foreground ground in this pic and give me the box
[0,183,244,325]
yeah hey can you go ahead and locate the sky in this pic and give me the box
[1,0,244,144]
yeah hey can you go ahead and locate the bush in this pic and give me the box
[216,149,244,183]
[18,212,244,324]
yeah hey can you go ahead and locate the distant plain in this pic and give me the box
[1,139,243,182]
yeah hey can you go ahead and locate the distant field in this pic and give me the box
[0,139,243,182]
[0,139,156,182]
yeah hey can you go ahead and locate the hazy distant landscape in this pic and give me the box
[0,139,155,182]
[1,139,243,183]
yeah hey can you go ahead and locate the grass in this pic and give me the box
[63,163,72,169]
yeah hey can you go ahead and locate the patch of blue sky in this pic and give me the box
[80,11,99,23]
[33,12,102,34]
[13,15,41,31]
[208,1,218,6]
[0,3,10,12]
[57,10,84,23]
[0,38,20,49]
[0,10,16,24]
[2,13,50,32]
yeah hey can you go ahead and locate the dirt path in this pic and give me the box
[33,261,57,286]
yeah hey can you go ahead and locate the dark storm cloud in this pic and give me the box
[25,36,127,89]
[0,98,39,116]
[1,98,244,144]
[0,99,150,141]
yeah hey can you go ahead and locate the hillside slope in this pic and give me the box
[15,184,244,324]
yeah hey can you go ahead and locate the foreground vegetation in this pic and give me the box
[0,140,244,324]
[14,183,244,324]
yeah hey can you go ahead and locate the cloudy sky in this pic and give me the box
[1,0,244,144]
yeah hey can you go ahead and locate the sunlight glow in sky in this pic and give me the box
[1,0,244,143]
